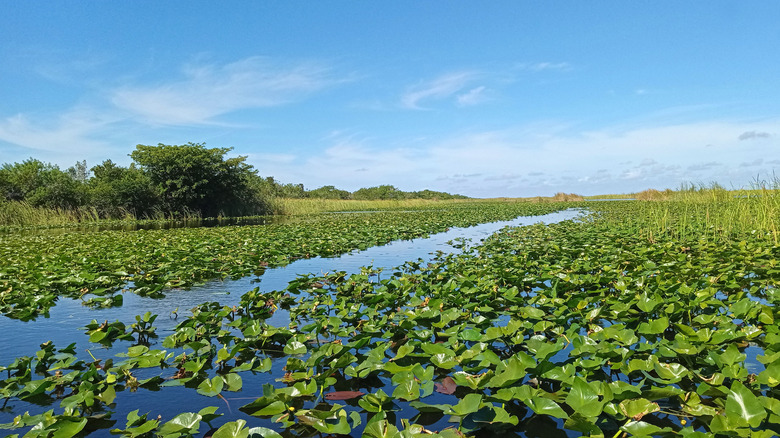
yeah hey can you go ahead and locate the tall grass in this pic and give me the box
[0,201,102,228]
[609,180,780,243]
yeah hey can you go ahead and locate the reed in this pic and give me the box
[602,180,780,243]
[0,201,103,227]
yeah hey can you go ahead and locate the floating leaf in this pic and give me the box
[324,391,365,400]
[434,376,457,395]
[565,377,603,418]
[725,381,766,428]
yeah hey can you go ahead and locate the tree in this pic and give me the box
[67,160,90,182]
[308,185,350,199]
[130,143,269,216]
[352,185,405,200]
[0,158,87,209]
[278,183,307,198]
[88,160,159,217]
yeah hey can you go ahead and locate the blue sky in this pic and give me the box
[1,2,778,197]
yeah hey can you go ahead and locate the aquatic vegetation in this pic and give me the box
[0,202,568,320]
[1,198,778,436]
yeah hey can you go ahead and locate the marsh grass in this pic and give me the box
[0,201,208,230]
[0,201,102,227]
[605,180,780,243]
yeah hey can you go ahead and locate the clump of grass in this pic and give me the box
[634,188,674,200]
[551,192,584,202]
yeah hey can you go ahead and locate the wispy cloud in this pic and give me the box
[255,117,780,197]
[687,161,722,172]
[738,130,772,140]
[0,109,117,156]
[401,71,479,110]
[515,62,571,72]
[112,56,341,125]
[740,158,764,168]
[456,86,490,107]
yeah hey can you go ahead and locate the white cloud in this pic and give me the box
[400,71,478,110]
[258,117,780,197]
[515,62,571,72]
[687,161,722,172]
[0,109,118,156]
[456,86,490,107]
[111,56,341,125]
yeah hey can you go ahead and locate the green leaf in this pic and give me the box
[197,376,225,397]
[283,341,307,355]
[725,381,766,428]
[620,420,663,436]
[618,398,659,419]
[97,385,116,404]
[247,426,283,438]
[222,373,243,392]
[758,361,780,387]
[212,419,249,438]
[637,316,669,335]
[448,393,483,416]
[565,377,603,418]
[564,412,604,437]
[392,378,420,401]
[51,418,88,438]
[158,412,202,434]
[527,396,568,419]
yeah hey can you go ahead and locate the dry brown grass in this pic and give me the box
[634,188,674,201]
[551,192,585,202]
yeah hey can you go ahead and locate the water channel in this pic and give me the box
[0,209,584,363]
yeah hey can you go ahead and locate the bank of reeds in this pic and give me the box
[551,192,585,202]
[605,181,780,243]
[0,201,211,230]
[0,201,102,228]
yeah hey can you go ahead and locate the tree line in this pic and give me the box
[0,143,466,218]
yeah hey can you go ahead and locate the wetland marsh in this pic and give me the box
[1,197,779,437]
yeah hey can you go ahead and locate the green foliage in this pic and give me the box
[88,159,159,218]
[307,185,351,199]
[130,143,270,217]
[352,185,405,200]
[0,159,87,209]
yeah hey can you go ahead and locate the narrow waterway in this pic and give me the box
[0,209,583,360]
